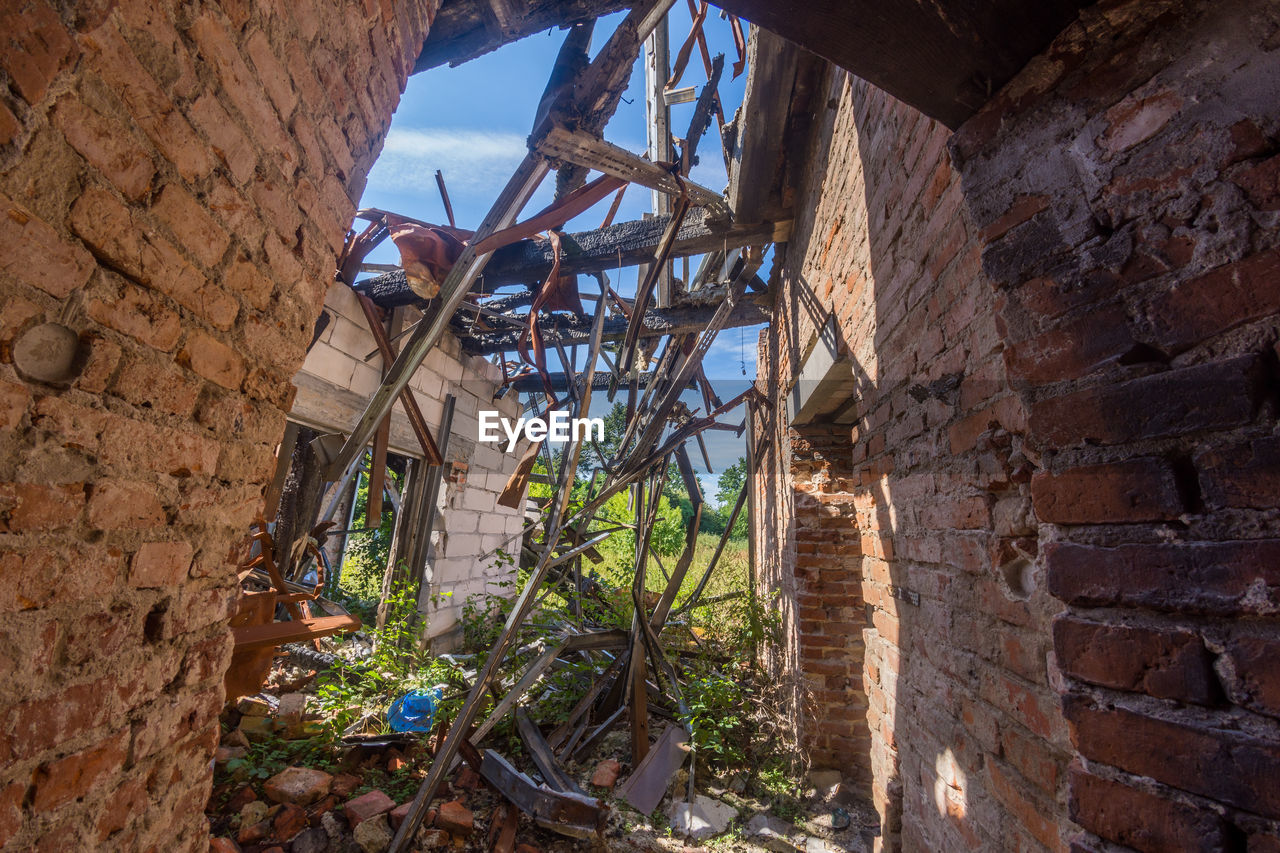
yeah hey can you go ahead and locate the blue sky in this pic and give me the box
[358,9,762,500]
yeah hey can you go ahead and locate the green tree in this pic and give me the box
[715,457,748,539]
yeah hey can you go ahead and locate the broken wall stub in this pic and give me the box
[754,66,1072,852]
[292,280,527,648]
[952,0,1280,849]
[0,1,436,849]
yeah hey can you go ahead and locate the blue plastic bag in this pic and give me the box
[386,687,443,733]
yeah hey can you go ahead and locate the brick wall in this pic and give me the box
[755,69,1074,851]
[0,1,435,848]
[951,0,1280,849]
[291,281,527,647]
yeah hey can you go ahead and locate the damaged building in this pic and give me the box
[0,0,1278,852]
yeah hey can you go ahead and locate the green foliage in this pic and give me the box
[220,732,334,787]
[682,669,750,765]
[313,581,467,737]
[755,762,805,822]
[715,457,749,540]
[338,456,401,602]
[648,498,687,557]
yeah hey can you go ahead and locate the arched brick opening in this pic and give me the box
[755,0,1278,851]
[2,0,1277,850]
[0,2,434,847]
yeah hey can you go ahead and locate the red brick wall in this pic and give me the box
[0,1,434,848]
[754,67,1073,850]
[951,0,1280,849]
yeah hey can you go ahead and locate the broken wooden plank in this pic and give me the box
[570,706,626,764]
[617,724,690,815]
[514,708,583,795]
[644,12,674,307]
[262,421,300,523]
[478,749,604,838]
[728,27,805,225]
[536,126,727,217]
[415,0,630,73]
[489,801,518,853]
[356,295,443,465]
[682,52,723,176]
[366,412,389,528]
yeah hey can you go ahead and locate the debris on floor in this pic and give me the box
[204,4,882,853]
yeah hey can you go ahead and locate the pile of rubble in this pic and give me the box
[206,663,879,853]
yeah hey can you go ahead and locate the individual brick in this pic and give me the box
[1031,458,1185,524]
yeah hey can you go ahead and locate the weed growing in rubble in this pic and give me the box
[314,582,468,737]
[683,669,750,765]
[221,733,335,787]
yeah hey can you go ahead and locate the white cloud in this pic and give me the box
[367,127,529,196]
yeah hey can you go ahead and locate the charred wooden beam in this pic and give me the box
[415,0,630,72]
[509,370,652,393]
[728,27,816,225]
[459,292,771,355]
[356,210,789,308]
[477,749,604,838]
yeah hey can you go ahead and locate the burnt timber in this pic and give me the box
[355,208,787,307]
[459,291,772,356]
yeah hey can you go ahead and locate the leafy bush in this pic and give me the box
[682,670,750,765]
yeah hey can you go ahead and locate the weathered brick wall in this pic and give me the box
[951,0,1280,849]
[0,1,434,848]
[291,283,527,647]
[755,69,1074,850]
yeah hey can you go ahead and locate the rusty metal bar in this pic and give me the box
[355,293,443,465]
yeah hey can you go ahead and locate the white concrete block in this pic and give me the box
[455,510,486,535]
[411,371,444,401]
[324,279,361,320]
[471,444,504,471]
[450,412,480,447]
[349,361,382,396]
[445,532,484,558]
[461,486,497,512]
[327,315,375,358]
[300,342,356,388]
[477,512,507,535]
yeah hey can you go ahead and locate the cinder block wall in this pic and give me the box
[755,66,1071,851]
[0,1,435,849]
[291,281,528,647]
[953,0,1280,849]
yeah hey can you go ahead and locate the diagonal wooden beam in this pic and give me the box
[535,126,729,218]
